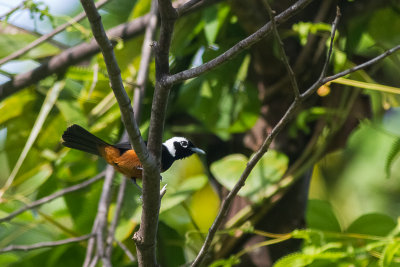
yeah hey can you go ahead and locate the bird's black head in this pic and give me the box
[161,137,205,172]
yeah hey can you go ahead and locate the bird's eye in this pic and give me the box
[180,141,188,147]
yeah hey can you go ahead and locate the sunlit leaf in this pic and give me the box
[306,199,341,232]
[346,213,396,236]
[211,150,288,203]
[189,183,220,232]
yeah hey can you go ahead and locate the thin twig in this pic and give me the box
[190,7,341,267]
[83,216,99,267]
[0,14,150,101]
[323,44,400,85]
[262,0,300,99]
[133,0,158,123]
[176,0,201,16]
[160,184,168,199]
[320,6,341,79]
[116,239,135,261]
[0,172,105,224]
[88,254,99,267]
[166,0,314,85]
[105,177,127,259]
[0,0,28,20]
[0,0,111,66]
[0,0,218,101]
[94,166,115,267]
[0,234,94,253]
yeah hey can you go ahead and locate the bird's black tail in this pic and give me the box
[62,124,109,156]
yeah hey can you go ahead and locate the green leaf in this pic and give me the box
[306,199,341,232]
[210,255,240,267]
[273,252,313,267]
[66,66,109,82]
[0,90,36,125]
[159,155,211,235]
[346,213,396,236]
[0,253,19,266]
[63,179,103,233]
[0,33,59,60]
[160,174,208,213]
[176,48,258,140]
[380,240,400,267]
[385,138,400,179]
[13,163,53,196]
[203,5,230,45]
[56,100,86,126]
[157,222,186,267]
[211,150,288,203]
[369,8,400,48]
[189,183,220,232]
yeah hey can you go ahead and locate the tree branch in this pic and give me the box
[0,0,27,20]
[133,0,159,123]
[175,0,201,16]
[131,0,177,265]
[105,177,127,259]
[191,7,400,266]
[0,0,112,66]
[165,0,314,85]
[0,14,150,100]
[190,7,339,267]
[83,214,99,267]
[0,234,94,253]
[94,166,114,267]
[0,0,215,101]
[0,171,105,224]
[80,0,155,174]
[263,0,300,99]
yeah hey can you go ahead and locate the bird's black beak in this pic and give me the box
[190,147,206,155]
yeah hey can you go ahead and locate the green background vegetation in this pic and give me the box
[0,0,400,266]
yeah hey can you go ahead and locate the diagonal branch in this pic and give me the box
[0,0,216,101]
[0,233,94,253]
[80,0,154,172]
[0,0,112,66]
[0,0,28,20]
[165,0,314,85]
[0,14,150,100]
[191,7,400,266]
[190,7,340,267]
[0,171,105,224]
[263,0,300,99]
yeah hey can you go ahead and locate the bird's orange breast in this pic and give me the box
[98,145,143,179]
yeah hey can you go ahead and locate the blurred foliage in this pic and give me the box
[0,0,399,267]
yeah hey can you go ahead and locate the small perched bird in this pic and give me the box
[61,124,205,184]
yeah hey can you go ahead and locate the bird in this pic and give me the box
[61,124,205,186]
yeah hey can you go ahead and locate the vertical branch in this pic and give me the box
[132,0,177,266]
[104,1,159,261]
